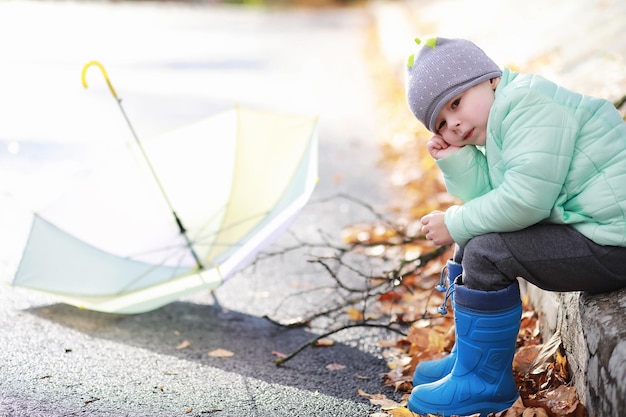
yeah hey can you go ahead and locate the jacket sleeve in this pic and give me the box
[444,88,579,247]
[436,145,491,202]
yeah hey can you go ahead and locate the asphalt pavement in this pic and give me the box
[0,2,397,417]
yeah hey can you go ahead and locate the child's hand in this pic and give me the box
[420,210,454,246]
[427,134,463,159]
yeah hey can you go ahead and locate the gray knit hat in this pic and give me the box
[406,37,501,132]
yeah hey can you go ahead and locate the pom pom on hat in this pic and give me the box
[406,37,501,132]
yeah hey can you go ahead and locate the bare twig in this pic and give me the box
[263,292,381,328]
[313,193,390,224]
[239,193,454,363]
[384,245,449,287]
[274,322,406,366]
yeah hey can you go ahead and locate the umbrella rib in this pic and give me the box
[191,209,271,247]
[82,61,204,271]
[117,245,191,294]
[118,103,203,271]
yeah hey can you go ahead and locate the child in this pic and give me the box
[405,37,626,417]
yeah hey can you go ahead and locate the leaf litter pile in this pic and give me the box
[338,26,590,417]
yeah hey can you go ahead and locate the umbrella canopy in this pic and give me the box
[13,106,318,314]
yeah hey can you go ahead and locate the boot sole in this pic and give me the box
[408,392,519,417]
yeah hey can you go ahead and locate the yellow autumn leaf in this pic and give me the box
[556,347,567,368]
[340,224,371,244]
[389,406,416,417]
[428,329,446,353]
[370,223,399,243]
[346,307,364,321]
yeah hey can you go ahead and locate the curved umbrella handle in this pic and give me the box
[81,61,118,99]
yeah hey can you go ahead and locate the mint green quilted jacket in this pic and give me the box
[437,68,626,247]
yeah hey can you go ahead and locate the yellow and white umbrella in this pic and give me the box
[12,62,318,314]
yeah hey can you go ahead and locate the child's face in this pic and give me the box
[434,79,498,147]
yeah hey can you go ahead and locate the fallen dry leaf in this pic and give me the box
[176,340,191,350]
[531,385,582,416]
[521,407,549,417]
[513,345,542,375]
[358,389,396,403]
[389,407,415,417]
[314,338,335,347]
[207,348,234,358]
[530,331,562,375]
[325,363,346,371]
[495,397,528,416]
[369,397,404,410]
[346,307,365,321]
[379,339,401,348]
[358,388,373,398]
[379,291,404,303]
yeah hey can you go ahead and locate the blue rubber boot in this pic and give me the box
[412,259,462,386]
[408,281,522,417]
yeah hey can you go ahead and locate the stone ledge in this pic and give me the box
[522,282,626,417]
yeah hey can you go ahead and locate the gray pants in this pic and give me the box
[456,224,626,293]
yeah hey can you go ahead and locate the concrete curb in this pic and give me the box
[525,285,626,417]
